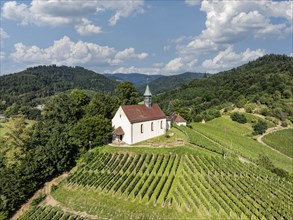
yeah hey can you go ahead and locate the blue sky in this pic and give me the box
[0,0,292,75]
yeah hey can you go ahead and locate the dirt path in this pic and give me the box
[11,172,106,220]
[10,173,68,220]
[256,126,292,160]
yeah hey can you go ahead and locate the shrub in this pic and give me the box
[253,120,267,135]
[272,167,289,180]
[281,121,288,127]
[256,155,274,171]
[230,112,247,124]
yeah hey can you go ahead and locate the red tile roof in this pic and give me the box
[167,113,187,123]
[121,104,166,123]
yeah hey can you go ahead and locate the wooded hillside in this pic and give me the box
[157,54,293,123]
[0,65,118,106]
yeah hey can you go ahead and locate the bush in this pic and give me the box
[230,112,247,124]
[256,155,274,171]
[272,167,289,180]
[281,121,288,127]
[253,120,267,135]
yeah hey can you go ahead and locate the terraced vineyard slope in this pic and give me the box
[262,129,293,158]
[20,150,293,220]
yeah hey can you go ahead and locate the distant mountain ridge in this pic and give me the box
[104,73,161,85]
[0,65,118,106]
[143,72,207,94]
[104,72,207,94]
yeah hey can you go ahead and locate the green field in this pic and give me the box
[262,129,293,158]
[191,117,293,173]
[19,150,292,220]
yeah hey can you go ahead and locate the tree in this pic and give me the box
[85,94,119,119]
[253,120,267,135]
[230,112,247,124]
[69,116,112,149]
[0,117,31,168]
[116,82,139,105]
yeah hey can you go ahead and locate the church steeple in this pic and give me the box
[144,84,152,108]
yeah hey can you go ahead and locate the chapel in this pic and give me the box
[112,85,167,145]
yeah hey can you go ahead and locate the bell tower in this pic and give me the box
[144,84,152,108]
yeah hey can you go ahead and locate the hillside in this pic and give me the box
[157,54,293,123]
[18,145,293,220]
[0,65,118,106]
[104,72,206,95]
[138,72,206,94]
[104,73,161,85]
[9,113,293,219]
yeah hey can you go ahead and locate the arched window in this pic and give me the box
[160,120,163,129]
[141,124,143,133]
[151,122,154,131]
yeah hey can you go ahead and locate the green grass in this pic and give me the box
[101,144,217,157]
[191,117,293,173]
[133,127,189,146]
[262,129,293,158]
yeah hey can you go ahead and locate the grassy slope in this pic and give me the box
[191,116,293,173]
[262,129,293,158]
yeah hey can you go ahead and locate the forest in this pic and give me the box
[157,54,293,123]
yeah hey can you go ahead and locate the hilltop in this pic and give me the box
[0,65,118,107]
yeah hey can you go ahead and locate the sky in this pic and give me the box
[0,0,292,75]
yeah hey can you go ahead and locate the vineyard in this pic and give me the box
[20,150,293,220]
[262,129,293,158]
[18,205,90,220]
[191,118,293,173]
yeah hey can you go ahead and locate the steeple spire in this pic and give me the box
[144,83,152,108]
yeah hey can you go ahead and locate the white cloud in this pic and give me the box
[112,66,160,75]
[111,48,148,65]
[10,36,148,68]
[106,1,144,26]
[75,19,102,36]
[202,46,265,73]
[164,58,184,73]
[0,28,10,47]
[185,0,201,7]
[0,28,9,39]
[2,0,144,33]
[199,1,291,43]
[177,1,291,56]
[0,52,5,61]
[172,0,291,74]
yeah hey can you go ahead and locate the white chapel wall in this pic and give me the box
[132,118,166,144]
[112,107,132,144]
